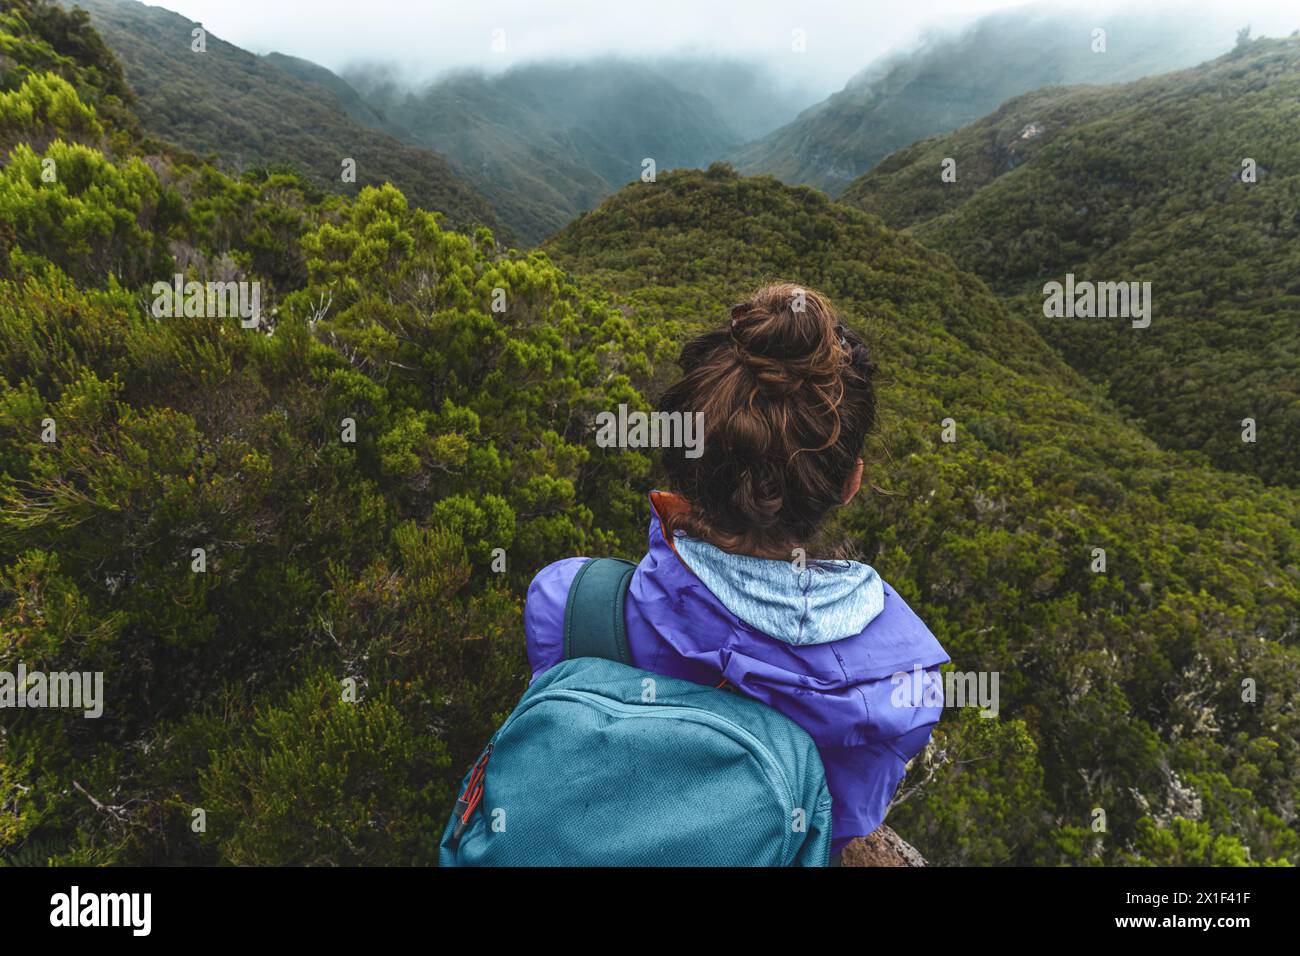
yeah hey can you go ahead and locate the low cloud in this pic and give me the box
[149,0,1300,96]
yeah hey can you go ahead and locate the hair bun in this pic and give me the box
[656,282,878,555]
[726,284,854,398]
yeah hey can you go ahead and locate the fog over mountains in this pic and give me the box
[66,0,1296,242]
[331,57,812,243]
[727,6,1245,193]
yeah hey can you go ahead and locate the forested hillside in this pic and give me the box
[65,0,506,239]
[843,34,1300,486]
[728,7,1233,195]
[263,51,411,141]
[1,0,1297,868]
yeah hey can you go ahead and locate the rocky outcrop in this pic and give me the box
[840,826,927,867]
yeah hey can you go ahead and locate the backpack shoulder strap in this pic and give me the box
[563,557,637,665]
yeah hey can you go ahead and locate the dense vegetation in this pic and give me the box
[1,0,1297,868]
[262,52,412,142]
[0,0,666,864]
[68,0,506,240]
[728,7,1234,195]
[844,34,1300,486]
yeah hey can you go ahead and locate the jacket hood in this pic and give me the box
[672,534,885,646]
[642,492,948,694]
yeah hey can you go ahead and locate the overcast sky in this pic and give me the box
[143,0,1300,94]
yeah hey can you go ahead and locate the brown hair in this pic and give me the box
[658,283,877,556]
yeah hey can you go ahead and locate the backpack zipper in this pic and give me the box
[449,742,493,848]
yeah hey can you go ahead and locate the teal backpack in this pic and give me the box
[439,557,833,866]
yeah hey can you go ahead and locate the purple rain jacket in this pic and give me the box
[524,490,950,854]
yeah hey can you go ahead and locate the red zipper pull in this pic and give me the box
[450,743,493,847]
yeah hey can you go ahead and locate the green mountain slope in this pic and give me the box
[65,0,507,239]
[261,51,410,141]
[344,59,745,245]
[728,7,1236,196]
[843,34,1300,486]
[548,164,1300,865]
